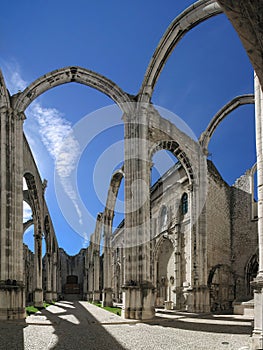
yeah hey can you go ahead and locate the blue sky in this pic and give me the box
[1,1,255,255]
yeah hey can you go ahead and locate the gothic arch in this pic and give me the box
[199,94,255,152]
[150,140,194,183]
[23,219,33,234]
[140,0,222,101]
[208,264,234,311]
[153,234,176,260]
[246,253,259,296]
[104,167,124,233]
[11,66,133,114]
[23,172,42,234]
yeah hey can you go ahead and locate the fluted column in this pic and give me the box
[251,75,263,350]
[92,214,102,303]
[52,252,58,301]
[122,103,155,320]
[0,105,25,320]
[33,228,43,307]
[102,213,113,307]
[45,254,53,302]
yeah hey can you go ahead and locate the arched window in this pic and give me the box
[182,193,188,215]
[160,206,168,230]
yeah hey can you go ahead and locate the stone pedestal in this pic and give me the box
[52,292,57,302]
[45,291,53,303]
[0,284,25,320]
[102,288,113,307]
[122,284,155,320]
[251,277,263,349]
[92,291,101,303]
[34,288,43,307]
[164,301,174,310]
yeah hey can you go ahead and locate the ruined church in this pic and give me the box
[1,1,263,349]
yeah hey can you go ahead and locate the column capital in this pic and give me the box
[0,106,26,121]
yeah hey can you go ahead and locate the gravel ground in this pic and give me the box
[0,301,251,350]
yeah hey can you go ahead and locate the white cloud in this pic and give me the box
[23,201,32,222]
[82,232,89,248]
[0,60,27,94]
[27,102,83,224]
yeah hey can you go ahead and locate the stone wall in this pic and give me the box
[23,244,34,303]
[206,161,232,271]
[231,171,258,300]
[59,248,86,299]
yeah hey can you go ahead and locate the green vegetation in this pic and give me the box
[90,302,122,316]
[26,301,55,316]
[25,305,39,315]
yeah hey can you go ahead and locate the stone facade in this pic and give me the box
[97,160,257,313]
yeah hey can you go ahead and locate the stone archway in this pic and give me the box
[139,0,223,101]
[155,238,176,307]
[11,66,133,114]
[199,94,255,152]
[246,254,259,297]
[23,172,44,307]
[102,167,124,307]
[208,264,235,312]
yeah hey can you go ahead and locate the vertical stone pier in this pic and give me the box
[0,89,26,319]
[122,103,155,320]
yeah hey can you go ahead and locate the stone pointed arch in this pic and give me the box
[147,107,204,184]
[11,66,133,113]
[140,0,222,101]
[199,94,255,152]
[0,69,10,108]
[153,234,176,260]
[104,167,125,228]
[23,219,34,234]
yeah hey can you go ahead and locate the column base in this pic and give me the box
[251,276,263,349]
[52,292,58,302]
[0,283,26,320]
[102,288,113,307]
[122,282,155,320]
[45,291,53,303]
[34,288,43,307]
[92,291,101,303]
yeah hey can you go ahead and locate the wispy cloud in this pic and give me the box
[0,60,27,94]
[4,63,84,236]
[82,232,89,248]
[28,102,83,225]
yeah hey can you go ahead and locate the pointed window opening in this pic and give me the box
[182,193,188,215]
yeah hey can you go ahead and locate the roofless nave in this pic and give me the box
[0,1,263,349]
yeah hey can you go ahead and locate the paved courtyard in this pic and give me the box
[0,301,252,350]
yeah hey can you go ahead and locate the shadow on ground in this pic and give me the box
[0,321,25,350]
[147,311,252,335]
[32,301,126,350]
[0,304,252,349]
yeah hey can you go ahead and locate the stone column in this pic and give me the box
[45,254,53,303]
[92,214,102,303]
[52,252,58,301]
[122,103,155,320]
[0,106,26,320]
[92,250,101,303]
[87,243,94,301]
[251,74,263,350]
[102,213,113,307]
[33,229,43,307]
